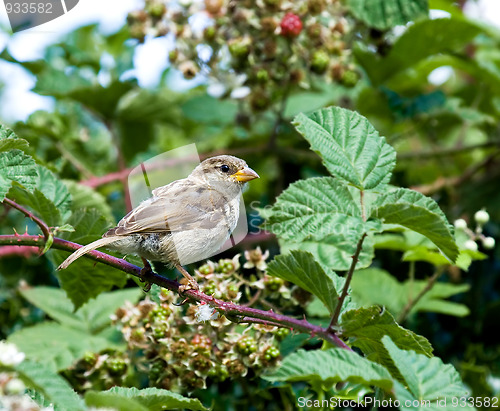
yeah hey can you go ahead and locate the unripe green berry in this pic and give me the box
[264,276,283,292]
[237,336,258,355]
[474,210,490,225]
[203,26,216,41]
[106,358,127,376]
[227,284,239,299]
[229,38,251,58]
[208,365,229,382]
[311,50,329,74]
[274,327,290,340]
[263,346,280,361]
[341,70,360,88]
[146,1,166,18]
[256,69,269,83]
[482,237,495,250]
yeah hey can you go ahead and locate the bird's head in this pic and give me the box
[191,155,259,186]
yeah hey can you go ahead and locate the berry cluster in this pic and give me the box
[64,249,311,393]
[127,0,358,114]
[61,351,130,392]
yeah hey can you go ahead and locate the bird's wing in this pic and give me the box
[106,179,236,236]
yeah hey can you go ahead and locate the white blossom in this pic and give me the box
[0,341,25,366]
[195,303,219,322]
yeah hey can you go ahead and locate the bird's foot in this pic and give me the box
[176,265,200,294]
[139,258,153,292]
[178,280,199,294]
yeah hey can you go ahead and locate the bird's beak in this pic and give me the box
[233,166,260,182]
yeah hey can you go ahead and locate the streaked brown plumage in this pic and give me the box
[58,155,259,290]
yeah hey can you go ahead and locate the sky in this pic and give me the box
[0,0,499,122]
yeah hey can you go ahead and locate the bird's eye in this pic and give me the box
[220,165,230,173]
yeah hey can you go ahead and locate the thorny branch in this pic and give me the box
[0,230,351,350]
[2,197,51,239]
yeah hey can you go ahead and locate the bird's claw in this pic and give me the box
[178,281,199,294]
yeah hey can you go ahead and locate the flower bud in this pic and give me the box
[179,60,198,79]
[482,237,495,250]
[454,219,468,230]
[474,210,490,225]
[5,378,26,395]
[464,239,478,252]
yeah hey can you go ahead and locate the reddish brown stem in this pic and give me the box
[0,233,351,350]
[2,197,51,239]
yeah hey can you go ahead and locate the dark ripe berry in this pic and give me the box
[280,13,303,38]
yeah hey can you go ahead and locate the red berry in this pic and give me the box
[280,13,302,37]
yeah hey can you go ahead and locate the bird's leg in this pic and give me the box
[176,264,200,292]
[139,258,153,292]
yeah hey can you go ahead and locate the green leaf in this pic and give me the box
[262,176,373,270]
[347,0,428,30]
[20,286,142,334]
[64,180,114,223]
[9,185,62,227]
[370,188,459,262]
[383,336,473,408]
[264,177,361,241]
[7,164,72,227]
[263,348,393,391]
[351,268,470,318]
[181,94,238,125]
[340,307,433,381]
[0,150,37,201]
[8,322,113,372]
[293,107,396,190]
[355,18,483,86]
[34,165,72,221]
[267,250,341,315]
[50,210,127,309]
[116,89,181,123]
[279,232,375,272]
[0,124,29,152]
[15,360,85,411]
[85,387,208,411]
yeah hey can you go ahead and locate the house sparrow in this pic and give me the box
[58,155,259,290]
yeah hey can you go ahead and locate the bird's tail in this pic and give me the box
[57,237,119,270]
